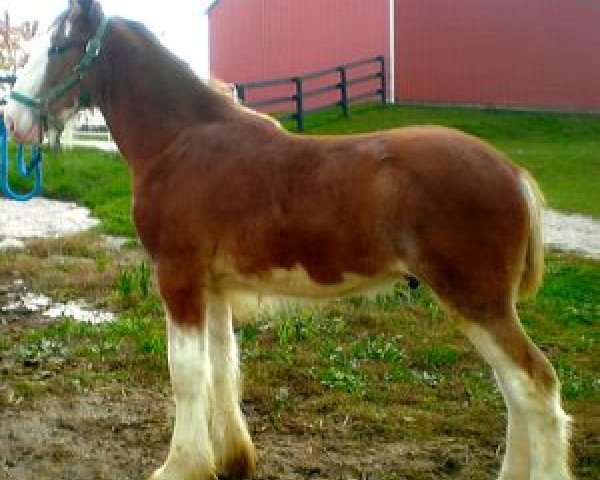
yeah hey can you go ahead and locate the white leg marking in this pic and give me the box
[152,316,216,480]
[506,375,572,480]
[207,296,255,477]
[494,372,531,480]
[463,324,572,480]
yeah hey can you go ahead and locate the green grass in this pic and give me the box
[6,103,600,238]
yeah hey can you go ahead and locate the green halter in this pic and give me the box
[10,16,111,135]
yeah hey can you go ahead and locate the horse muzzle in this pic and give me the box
[3,109,43,145]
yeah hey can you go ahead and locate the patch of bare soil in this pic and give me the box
[0,390,500,480]
[0,391,167,480]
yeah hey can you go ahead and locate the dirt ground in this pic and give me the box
[0,310,501,480]
[0,389,498,480]
[0,393,500,480]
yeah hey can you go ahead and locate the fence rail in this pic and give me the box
[236,56,386,131]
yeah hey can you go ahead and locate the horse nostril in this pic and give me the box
[7,117,15,133]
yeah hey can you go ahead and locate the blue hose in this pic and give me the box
[0,118,43,201]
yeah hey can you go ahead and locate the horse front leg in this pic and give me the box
[151,261,216,480]
[207,296,256,479]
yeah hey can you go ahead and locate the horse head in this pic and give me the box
[5,0,106,146]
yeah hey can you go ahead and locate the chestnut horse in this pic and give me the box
[6,1,572,479]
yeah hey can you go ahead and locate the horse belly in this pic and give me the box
[214,260,408,300]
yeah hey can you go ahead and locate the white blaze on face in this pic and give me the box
[4,24,55,144]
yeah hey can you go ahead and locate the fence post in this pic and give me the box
[377,55,387,105]
[337,66,349,117]
[235,84,246,104]
[293,77,305,132]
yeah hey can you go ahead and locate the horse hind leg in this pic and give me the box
[206,295,256,479]
[460,310,572,480]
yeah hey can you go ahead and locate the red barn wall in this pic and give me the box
[395,0,600,111]
[209,0,389,110]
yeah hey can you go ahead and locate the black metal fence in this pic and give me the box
[236,56,386,131]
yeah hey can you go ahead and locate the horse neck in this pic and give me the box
[92,18,232,168]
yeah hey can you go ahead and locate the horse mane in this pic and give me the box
[123,19,201,84]
[133,19,258,112]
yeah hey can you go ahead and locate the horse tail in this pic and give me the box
[518,170,545,297]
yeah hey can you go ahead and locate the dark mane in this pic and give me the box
[50,12,68,31]
[124,19,149,33]
[123,18,200,83]
[117,16,240,112]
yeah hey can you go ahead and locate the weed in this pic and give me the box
[238,323,260,345]
[115,261,151,299]
[384,364,414,383]
[350,334,403,363]
[321,340,345,364]
[348,282,411,311]
[319,366,366,394]
[139,336,166,355]
[95,251,109,272]
[554,358,599,400]
[10,379,49,399]
[417,346,461,369]
[111,262,162,316]
[461,371,499,403]
[17,338,68,363]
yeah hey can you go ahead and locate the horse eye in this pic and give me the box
[48,44,70,55]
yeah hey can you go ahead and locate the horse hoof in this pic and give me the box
[219,442,257,480]
[149,464,218,480]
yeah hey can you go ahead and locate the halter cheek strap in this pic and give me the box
[9,16,111,136]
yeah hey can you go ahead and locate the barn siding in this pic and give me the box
[394,0,600,111]
[209,0,389,110]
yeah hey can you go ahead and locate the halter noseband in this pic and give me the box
[9,16,111,136]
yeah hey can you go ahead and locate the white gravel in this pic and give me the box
[543,210,600,260]
[1,291,115,324]
[0,198,99,240]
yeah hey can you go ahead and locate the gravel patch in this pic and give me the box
[0,198,99,240]
[1,286,115,324]
[0,291,115,324]
[543,209,600,260]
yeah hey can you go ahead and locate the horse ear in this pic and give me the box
[78,0,93,13]
[68,0,92,15]
[68,0,102,22]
